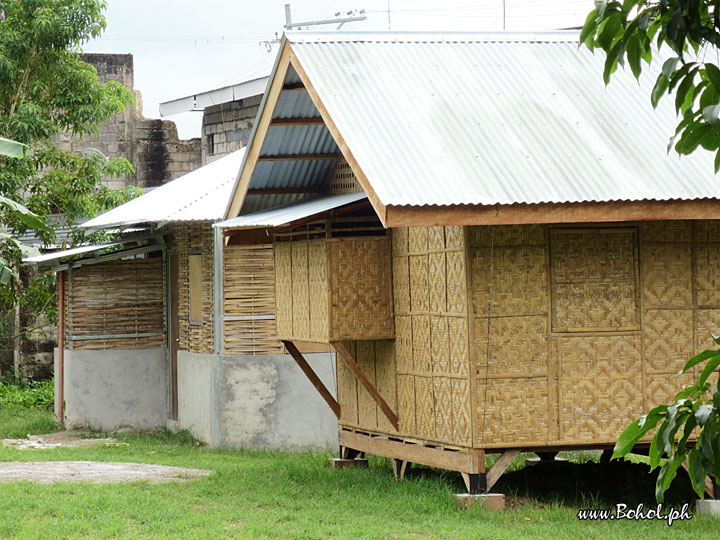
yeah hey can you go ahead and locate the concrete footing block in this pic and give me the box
[696,499,720,517]
[453,493,505,511]
[329,458,368,469]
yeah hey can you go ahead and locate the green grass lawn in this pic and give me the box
[0,408,716,539]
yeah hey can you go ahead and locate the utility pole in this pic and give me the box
[283,3,367,31]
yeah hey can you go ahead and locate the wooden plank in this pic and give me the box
[385,199,720,228]
[246,188,327,195]
[257,153,338,162]
[332,342,399,431]
[283,340,341,419]
[188,254,203,323]
[486,449,520,491]
[338,430,481,473]
[270,117,324,126]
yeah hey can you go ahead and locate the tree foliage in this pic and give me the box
[582,0,720,170]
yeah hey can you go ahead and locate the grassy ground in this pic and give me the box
[0,387,716,539]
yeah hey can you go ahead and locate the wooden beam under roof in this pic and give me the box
[246,188,326,195]
[257,153,338,162]
[270,117,325,126]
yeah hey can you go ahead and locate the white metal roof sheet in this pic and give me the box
[23,241,126,263]
[83,148,245,230]
[286,31,720,207]
[216,192,366,229]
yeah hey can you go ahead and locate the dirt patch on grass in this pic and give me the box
[0,461,212,483]
[3,431,118,450]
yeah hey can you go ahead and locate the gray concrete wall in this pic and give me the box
[202,95,261,164]
[176,351,338,450]
[55,347,168,431]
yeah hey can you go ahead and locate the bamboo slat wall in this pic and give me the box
[328,155,364,195]
[334,221,720,452]
[63,257,165,350]
[223,244,282,354]
[274,237,395,342]
[168,223,214,354]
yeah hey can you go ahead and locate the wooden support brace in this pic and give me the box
[486,449,520,492]
[283,340,340,419]
[332,342,399,431]
[392,459,410,482]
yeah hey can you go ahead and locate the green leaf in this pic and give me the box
[662,56,681,79]
[598,11,622,50]
[627,34,642,78]
[0,196,52,234]
[612,405,666,459]
[683,349,720,374]
[705,63,720,92]
[714,150,720,173]
[695,404,714,427]
[656,454,683,503]
[603,50,620,85]
[580,10,599,48]
[0,137,28,158]
[652,74,670,108]
[688,448,708,499]
[702,104,720,125]
[675,68,698,113]
[698,356,720,389]
[676,123,713,154]
[649,420,667,469]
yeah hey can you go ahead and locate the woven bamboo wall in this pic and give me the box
[328,155,364,195]
[471,221,720,449]
[274,237,394,342]
[338,226,474,447]
[223,244,282,354]
[168,223,214,354]
[64,257,165,350]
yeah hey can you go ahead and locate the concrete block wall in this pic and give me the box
[202,95,262,164]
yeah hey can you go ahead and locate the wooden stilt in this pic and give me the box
[392,459,410,481]
[461,472,487,494]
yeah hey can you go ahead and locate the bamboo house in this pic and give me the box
[216,31,720,493]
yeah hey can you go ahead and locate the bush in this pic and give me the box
[0,375,54,410]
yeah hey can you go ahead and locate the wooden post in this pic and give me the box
[486,449,520,492]
[283,340,341,419]
[332,341,399,431]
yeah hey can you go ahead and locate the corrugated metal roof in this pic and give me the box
[216,192,366,229]
[23,241,126,264]
[284,31,720,207]
[83,148,245,230]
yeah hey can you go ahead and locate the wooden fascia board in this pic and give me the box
[225,45,292,219]
[384,198,720,227]
[287,46,388,227]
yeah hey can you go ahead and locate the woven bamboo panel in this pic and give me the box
[291,243,310,340]
[451,378,472,445]
[471,225,545,247]
[433,376,453,441]
[275,237,394,342]
[169,223,214,354]
[395,315,413,372]
[337,341,358,424]
[328,238,394,340]
[397,374,416,433]
[472,246,547,317]
[695,220,720,242]
[550,229,638,332]
[444,226,465,249]
[487,316,548,378]
[415,375,435,439]
[409,255,429,313]
[308,241,329,341]
[696,309,720,352]
[696,244,720,307]
[408,227,428,253]
[559,336,643,443]
[643,310,693,374]
[479,377,549,444]
[273,243,293,338]
[328,155,363,194]
[640,221,691,243]
[412,315,431,373]
[356,341,379,429]
[646,371,697,409]
[641,243,692,309]
[392,255,410,314]
[374,340,398,433]
[430,316,450,374]
[223,244,282,355]
[67,258,165,350]
[428,253,447,313]
[392,227,409,255]
[428,226,445,251]
[448,317,469,376]
[446,251,467,314]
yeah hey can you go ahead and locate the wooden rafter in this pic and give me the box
[257,153,338,162]
[246,188,326,195]
[283,340,340,419]
[332,342,399,430]
[270,117,324,126]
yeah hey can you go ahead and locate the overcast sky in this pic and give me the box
[83,0,592,139]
